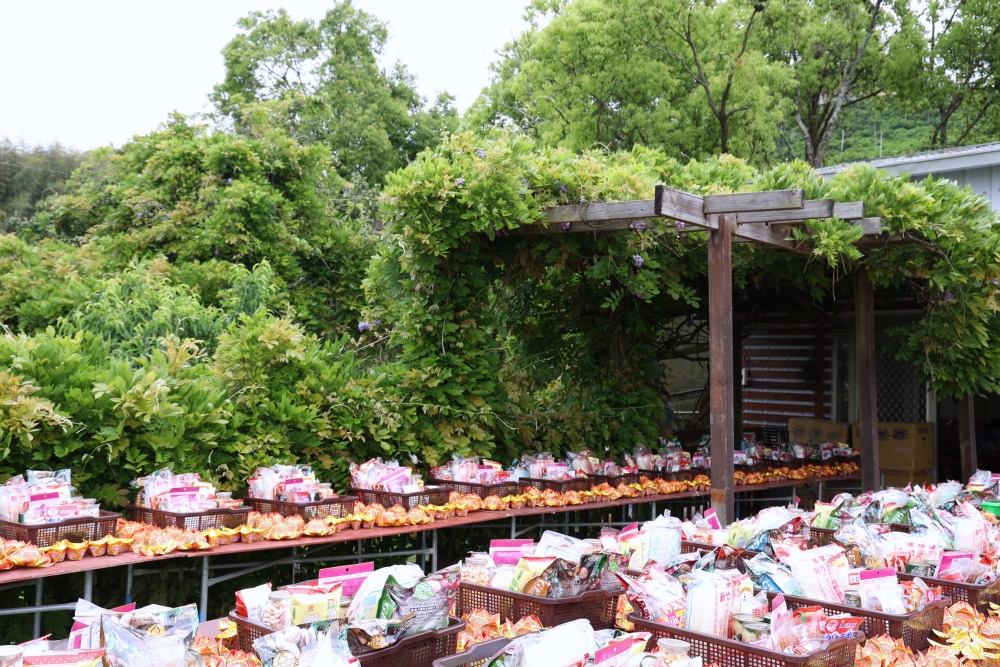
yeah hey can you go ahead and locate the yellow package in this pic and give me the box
[290,591,329,625]
[508,556,556,593]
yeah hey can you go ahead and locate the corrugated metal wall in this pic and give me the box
[741,321,831,427]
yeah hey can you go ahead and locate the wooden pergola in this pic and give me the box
[512,186,978,524]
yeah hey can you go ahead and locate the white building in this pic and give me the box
[817,141,1000,209]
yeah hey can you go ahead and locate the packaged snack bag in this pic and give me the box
[508,556,556,593]
[384,566,460,634]
[101,603,198,667]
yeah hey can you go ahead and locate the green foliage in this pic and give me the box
[368,131,1000,468]
[471,0,793,163]
[36,114,376,337]
[0,138,84,229]
[212,3,458,184]
[885,0,1000,148]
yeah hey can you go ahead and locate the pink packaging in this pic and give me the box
[375,467,410,493]
[318,562,374,596]
[490,539,535,565]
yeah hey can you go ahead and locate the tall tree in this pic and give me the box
[212,2,457,184]
[762,0,899,167]
[887,0,1000,148]
[638,0,793,158]
[471,0,791,162]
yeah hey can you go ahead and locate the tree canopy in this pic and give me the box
[212,3,458,184]
[472,0,1000,167]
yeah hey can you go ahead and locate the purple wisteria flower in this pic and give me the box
[993,278,999,285]
[558,185,568,193]
[455,178,465,186]
[137,212,143,218]
[227,178,233,184]
[633,254,644,269]
[634,291,644,300]
[214,249,219,255]
[358,321,370,332]
[675,221,685,229]
[476,148,487,158]
[521,178,529,184]
[561,222,571,230]
[944,291,954,302]
[635,222,646,232]
[373,319,381,329]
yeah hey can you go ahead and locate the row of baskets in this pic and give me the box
[0,473,682,548]
[228,574,912,667]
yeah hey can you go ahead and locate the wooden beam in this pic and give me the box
[770,216,882,235]
[735,199,834,224]
[958,395,976,482]
[654,186,713,228]
[855,267,880,492]
[544,200,656,224]
[859,218,882,235]
[708,213,735,524]
[856,233,904,247]
[507,219,650,235]
[734,223,811,253]
[704,189,804,214]
[834,202,865,219]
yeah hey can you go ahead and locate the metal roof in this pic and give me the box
[817,142,1000,177]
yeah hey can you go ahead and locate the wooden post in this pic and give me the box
[855,267,880,491]
[958,394,977,481]
[708,213,735,523]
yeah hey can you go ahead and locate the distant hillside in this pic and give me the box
[772,100,950,167]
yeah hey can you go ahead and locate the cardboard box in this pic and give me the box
[788,418,851,445]
[883,468,933,489]
[851,422,934,470]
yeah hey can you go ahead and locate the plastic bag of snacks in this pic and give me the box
[248,465,318,501]
[132,468,224,512]
[567,450,596,476]
[685,568,752,637]
[236,583,273,623]
[633,445,655,471]
[380,566,460,634]
[786,544,849,603]
[101,603,199,667]
[485,619,596,667]
[615,572,685,626]
[253,622,339,667]
[348,564,424,621]
[347,617,407,654]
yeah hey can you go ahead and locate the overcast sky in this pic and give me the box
[0,1,530,151]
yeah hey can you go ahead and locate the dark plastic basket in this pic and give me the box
[639,469,694,482]
[628,613,863,667]
[430,479,521,499]
[229,611,465,667]
[432,636,513,667]
[517,477,593,493]
[457,581,617,630]
[126,504,251,531]
[775,591,946,651]
[898,572,1000,612]
[245,495,359,520]
[0,511,119,547]
[350,486,453,510]
[592,472,642,487]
